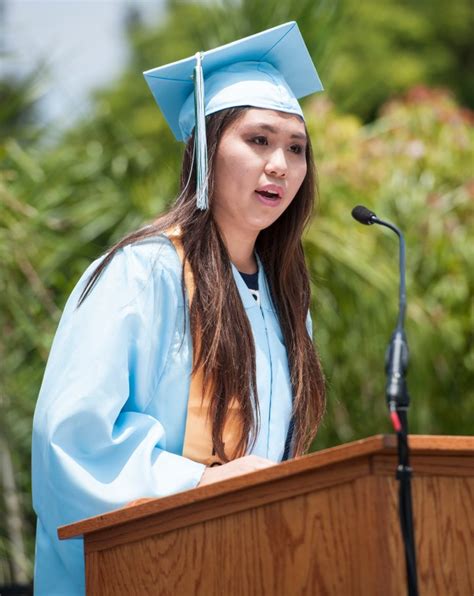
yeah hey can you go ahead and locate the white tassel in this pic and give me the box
[193,52,209,210]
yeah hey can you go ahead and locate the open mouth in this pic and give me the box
[255,190,280,200]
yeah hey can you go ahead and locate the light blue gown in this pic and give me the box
[32,235,300,595]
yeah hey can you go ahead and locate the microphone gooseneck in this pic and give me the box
[351,204,418,596]
[352,205,408,352]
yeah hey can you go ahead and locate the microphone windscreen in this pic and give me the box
[351,205,376,225]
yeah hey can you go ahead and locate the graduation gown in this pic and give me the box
[32,235,300,595]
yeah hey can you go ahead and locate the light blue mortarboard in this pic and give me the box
[143,22,323,210]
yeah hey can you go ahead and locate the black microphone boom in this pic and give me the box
[352,205,407,338]
[351,204,418,596]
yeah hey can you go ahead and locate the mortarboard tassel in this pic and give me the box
[193,52,209,210]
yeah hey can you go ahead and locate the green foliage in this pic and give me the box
[0,71,44,141]
[321,0,474,120]
[304,88,474,446]
[0,71,45,583]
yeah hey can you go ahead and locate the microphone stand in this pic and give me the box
[371,215,419,596]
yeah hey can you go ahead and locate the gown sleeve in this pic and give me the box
[32,241,205,582]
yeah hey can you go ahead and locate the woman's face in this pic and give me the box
[212,108,308,239]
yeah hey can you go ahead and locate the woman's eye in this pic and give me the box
[251,136,268,146]
[290,144,304,154]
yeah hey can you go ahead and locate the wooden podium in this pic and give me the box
[59,435,473,595]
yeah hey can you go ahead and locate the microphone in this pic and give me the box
[351,205,409,423]
[351,205,377,225]
[352,205,418,596]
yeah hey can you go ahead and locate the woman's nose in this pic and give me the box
[264,149,288,178]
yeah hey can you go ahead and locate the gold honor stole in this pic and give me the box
[167,229,242,466]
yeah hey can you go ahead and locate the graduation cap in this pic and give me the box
[143,21,323,210]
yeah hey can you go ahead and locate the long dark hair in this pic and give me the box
[79,107,325,461]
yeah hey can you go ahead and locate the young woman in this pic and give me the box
[32,22,326,595]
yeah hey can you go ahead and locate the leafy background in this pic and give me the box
[1,0,473,584]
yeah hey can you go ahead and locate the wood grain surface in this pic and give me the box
[85,457,370,553]
[59,434,474,540]
[85,473,474,595]
[73,435,474,595]
[60,434,389,540]
[86,476,386,595]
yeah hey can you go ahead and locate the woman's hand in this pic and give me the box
[198,454,276,487]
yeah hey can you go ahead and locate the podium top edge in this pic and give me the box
[58,434,473,540]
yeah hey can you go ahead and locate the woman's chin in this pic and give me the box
[250,211,284,231]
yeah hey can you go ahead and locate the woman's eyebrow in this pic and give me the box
[247,123,307,141]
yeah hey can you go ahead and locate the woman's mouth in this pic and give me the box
[254,185,283,206]
[255,190,282,206]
